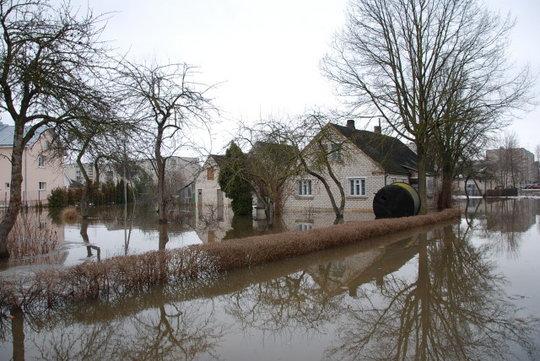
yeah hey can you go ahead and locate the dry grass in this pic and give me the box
[60,207,80,223]
[0,209,460,313]
[6,214,60,259]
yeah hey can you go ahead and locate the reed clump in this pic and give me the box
[0,209,460,313]
[6,214,60,259]
[60,206,80,223]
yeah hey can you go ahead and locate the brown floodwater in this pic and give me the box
[1,198,540,360]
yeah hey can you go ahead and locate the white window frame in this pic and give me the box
[348,177,366,197]
[296,222,314,231]
[328,143,343,162]
[38,182,47,191]
[37,155,45,168]
[297,179,313,196]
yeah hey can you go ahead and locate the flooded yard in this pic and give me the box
[1,198,540,360]
[0,205,374,275]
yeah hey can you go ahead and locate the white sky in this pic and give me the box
[9,0,540,155]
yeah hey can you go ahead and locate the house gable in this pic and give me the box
[329,123,417,176]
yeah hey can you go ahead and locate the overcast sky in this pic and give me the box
[23,0,540,155]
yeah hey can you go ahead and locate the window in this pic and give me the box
[298,179,312,196]
[207,167,215,180]
[349,178,366,196]
[5,182,9,189]
[38,182,46,191]
[296,222,314,231]
[329,143,342,162]
[37,155,45,167]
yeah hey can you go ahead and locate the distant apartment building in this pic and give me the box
[486,147,536,188]
[64,162,119,186]
[0,122,64,206]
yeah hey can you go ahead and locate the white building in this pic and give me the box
[284,120,425,212]
[0,123,64,206]
[194,154,232,221]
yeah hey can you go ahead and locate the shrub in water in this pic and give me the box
[60,207,80,223]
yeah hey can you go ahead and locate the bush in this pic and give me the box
[47,188,67,208]
[47,181,135,209]
[6,213,60,259]
[60,207,80,223]
[218,143,253,216]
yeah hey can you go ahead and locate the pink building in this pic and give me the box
[0,122,64,206]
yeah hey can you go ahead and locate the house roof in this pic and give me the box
[330,123,418,175]
[209,154,226,167]
[0,122,44,147]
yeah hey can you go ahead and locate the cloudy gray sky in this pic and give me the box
[34,0,540,154]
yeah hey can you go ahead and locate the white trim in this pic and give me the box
[37,154,45,168]
[347,176,367,197]
[297,179,313,196]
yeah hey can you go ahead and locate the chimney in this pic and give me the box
[346,119,355,129]
[374,125,381,134]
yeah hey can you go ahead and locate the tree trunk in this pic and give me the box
[155,129,167,223]
[11,307,25,361]
[309,170,343,222]
[416,145,428,214]
[0,124,25,259]
[93,157,102,187]
[437,170,453,210]
[80,219,93,257]
[158,223,169,250]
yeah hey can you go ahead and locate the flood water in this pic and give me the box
[0,204,374,275]
[1,198,540,360]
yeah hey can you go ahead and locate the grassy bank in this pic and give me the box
[0,209,460,314]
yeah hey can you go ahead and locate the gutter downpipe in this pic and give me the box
[24,145,27,207]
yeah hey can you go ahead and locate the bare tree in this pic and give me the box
[118,62,214,223]
[0,0,110,258]
[246,113,352,223]
[51,111,132,217]
[234,125,300,224]
[323,0,530,213]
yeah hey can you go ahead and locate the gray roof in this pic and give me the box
[0,122,43,147]
[330,123,418,175]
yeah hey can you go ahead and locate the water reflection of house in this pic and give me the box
[281,210,375,231]
[195,204,234,243]
[306,237,418,298]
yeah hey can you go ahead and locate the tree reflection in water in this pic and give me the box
[6,299,224,361]
[110,301,223,360]
[327,225,538,361]
[226,270,344,332]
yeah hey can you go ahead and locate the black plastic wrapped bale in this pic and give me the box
[373,182,421,218]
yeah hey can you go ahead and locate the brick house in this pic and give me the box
[0,122,64,206]
[284,120,423,213]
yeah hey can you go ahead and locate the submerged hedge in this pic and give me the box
[0,209,460,313]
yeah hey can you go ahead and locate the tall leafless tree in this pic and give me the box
[118,62,214,223]
[323,0,531,213]
[0,0,110,258]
